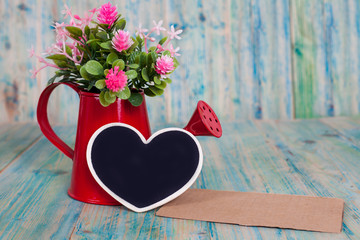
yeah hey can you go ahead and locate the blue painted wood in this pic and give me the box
[0,123,41,171]
[0,120,359,239]
[0,126,82,239]
[1,1,360,120]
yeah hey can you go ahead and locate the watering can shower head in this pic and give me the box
[184,101,222,138]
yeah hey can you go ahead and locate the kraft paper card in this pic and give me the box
[156,189,344,233]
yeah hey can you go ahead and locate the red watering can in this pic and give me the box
[37,82,222,205]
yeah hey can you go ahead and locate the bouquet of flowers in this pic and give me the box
[30,2,182,107]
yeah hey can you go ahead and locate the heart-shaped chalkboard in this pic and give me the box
[86,123,203,212]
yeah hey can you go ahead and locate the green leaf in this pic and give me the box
[153,76,161,84]
[116,86,131,99]
[163,50,171,56]
[163,78,172,84]
[104,69,109,76]
[155,81,167,89]
[66,45,73,57]
[80,66,92,80]
[99,91,110,107]
[53,60,68,68]
[95,79,106,89]
[85,60,104,76]
[85,25,90,36]
[55,70,71,75]
[87,80,95,91]
[109,91,116,97]
[128,92,143,106]
[150,51,157,63]
[159,36,167,45]
[128,64,139,69]
[76,45,86,53]
[141,68,149,82]
[149,86,164,96]
[115,19,126,30]
[46,54,67,61]
[65,26,83,36]
[125,70,138,79]
[147,53,154,66]
[139,52,147,68]
[47,75,57,85]
[112,59,125,70]
[173,57,179,68]
[136,35,143,47]
[106,53,118,65]
[148,46,156,52]
[98,23,109,30]
[86,39,100,44]
[127,38,139,52]
[77,80,89,85]
[104,91,116,103]
[99,41,112,50]
[96,31,108,40]
[144,88,156,97]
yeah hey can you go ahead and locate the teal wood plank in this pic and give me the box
[65,121,350,239]
[0,126,83,240]
[320,116,360,148]
[290,0,332,118]
[1,0,295,124]
[254,119,360,238]
[1,121,360,238]
[251,0,293,119]
[2,0,360,122]
[324,0,360,116]
[0,123,41,171]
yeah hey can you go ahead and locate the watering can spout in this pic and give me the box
[184,101,222,138]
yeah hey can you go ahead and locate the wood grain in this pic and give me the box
[1,119,359,239]
[2,0,359,123]
[0,126,81,239]
[0,123,41,171]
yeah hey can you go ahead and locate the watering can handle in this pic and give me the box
[37,82,80,160]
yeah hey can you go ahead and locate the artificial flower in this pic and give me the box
[105,66,128,92]
[155,55,175,75]
[168,25,182,40]
[169,44,180,57]
[112,30,133,52]
[152,20,166,35]
[97,2,118,27]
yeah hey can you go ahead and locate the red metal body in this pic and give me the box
[37,82,151,205]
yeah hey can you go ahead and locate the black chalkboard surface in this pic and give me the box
[87,123,203,212]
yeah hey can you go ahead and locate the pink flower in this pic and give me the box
[105,66,128,92]
[28,46,35,58]
[54,22,69,42]
[169,44,180,57]
[152,20,166,35]
[168,25,182,40]
[136,23,148,36]
[155,55,175,75]
[156,44,164,52]
[112,30,133,52]
[61,4,72,19]
[89,8,97,14]
[97,2,118,28]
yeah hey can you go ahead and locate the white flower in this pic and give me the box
[168,25,182,40]
[152,20,166,35]
[136,23,148,36]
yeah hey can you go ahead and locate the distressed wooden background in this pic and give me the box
[0,0,360,124]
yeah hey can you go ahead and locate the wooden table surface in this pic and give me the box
[1,117,360,239]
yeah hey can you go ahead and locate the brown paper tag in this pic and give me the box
[156,189,344,233]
